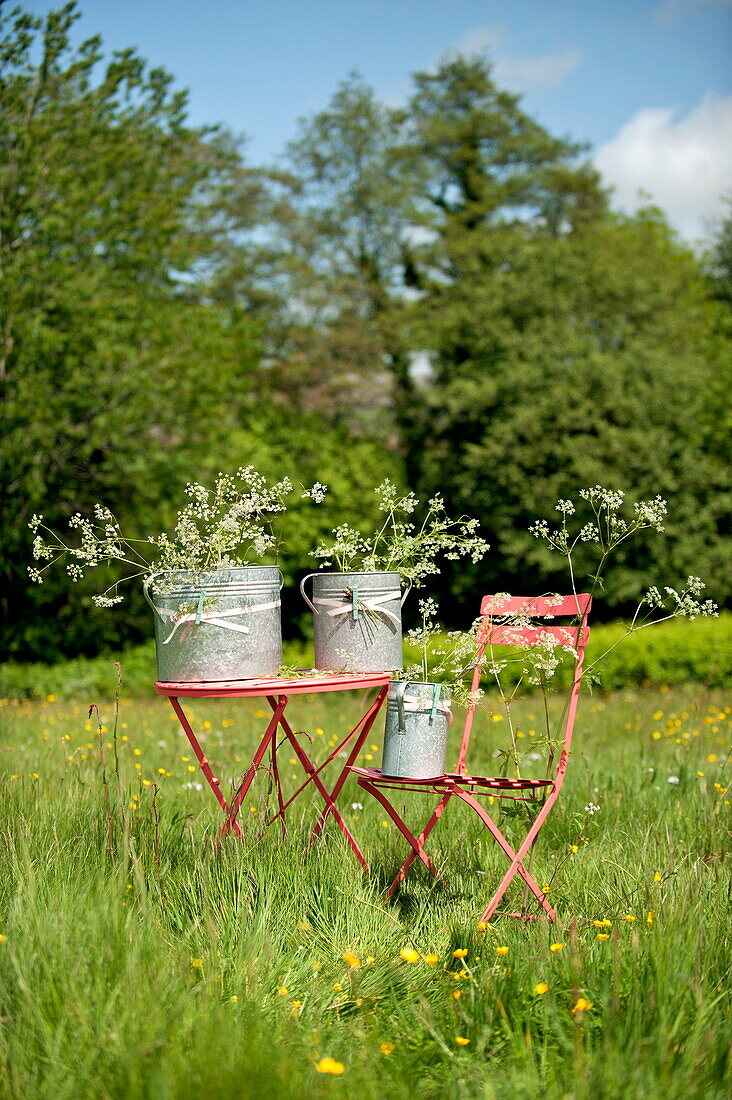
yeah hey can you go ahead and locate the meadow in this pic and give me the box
[0,673,730,1098]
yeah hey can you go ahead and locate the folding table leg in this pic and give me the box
[264,702,371,870]
[311,685,389,839]
[269,730,288,839]
[222,696,289,837]
[169,697,241,837]
[453,788,556,921]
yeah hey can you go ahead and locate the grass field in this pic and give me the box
[0,680,730,1098]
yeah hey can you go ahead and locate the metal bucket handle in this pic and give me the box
[142,571,168,625]
[143,567,285,625]
[393,680,450,732]
[395,679,409,733]
[299,572,412,615]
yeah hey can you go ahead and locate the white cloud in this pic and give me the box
[594,94,732,243]
[454,22,508,56]
[452,23,581,92]
[655,0,732,26]
[493,50,581,92]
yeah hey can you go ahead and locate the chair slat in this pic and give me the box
[480,593,591,617]
[480,623,585,648]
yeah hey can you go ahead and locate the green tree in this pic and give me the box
[706,199,732,307]
[239,73,418,436]
[415,208,730,613]
[0,3,264,658]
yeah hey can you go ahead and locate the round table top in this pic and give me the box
[154,670,392,698]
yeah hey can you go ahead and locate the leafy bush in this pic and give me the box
[584,611,730,691]
[402,613,731,693]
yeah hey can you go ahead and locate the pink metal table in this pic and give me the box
[155,673,391,867]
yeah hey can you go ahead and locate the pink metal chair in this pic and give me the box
[351,593,592,922]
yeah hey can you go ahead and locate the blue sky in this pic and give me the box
[23,0,732,242]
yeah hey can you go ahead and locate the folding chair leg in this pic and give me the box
[453,789,557,921]
[360,781,451,895]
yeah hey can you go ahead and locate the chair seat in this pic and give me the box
[350,765,553,791]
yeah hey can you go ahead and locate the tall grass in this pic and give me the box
[0,686,730,1098]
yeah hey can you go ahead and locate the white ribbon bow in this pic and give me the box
[159,600,281,645]
[314,590,401,626]
[395,693,453,719]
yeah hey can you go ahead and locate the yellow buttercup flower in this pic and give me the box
[571,997,593,1014]
[278,986,288,996]
[597,933,610,941]
[624,915,637,923]
[342,951,361,969]
[549,942,564,953]
[456,1036,471,1046]
[451,990,462,1000]
[534,982,549,995]
[315,1057,344,1075]
[423,953,440,965]
[191,958,203,969]
[495,945,509,956]
[452,948,468,958]
[380,1042,395,1055]
[399,948,420,963]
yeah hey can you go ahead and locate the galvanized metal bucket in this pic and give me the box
[381,680,453,780]
[143,566,283,682]
[300,571,410,672]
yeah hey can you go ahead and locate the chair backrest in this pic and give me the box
[455,593,592,775]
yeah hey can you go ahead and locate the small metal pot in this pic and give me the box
[381,680,452,779]
[300,571,410,672]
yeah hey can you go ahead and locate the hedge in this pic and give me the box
[0,614,728,702]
